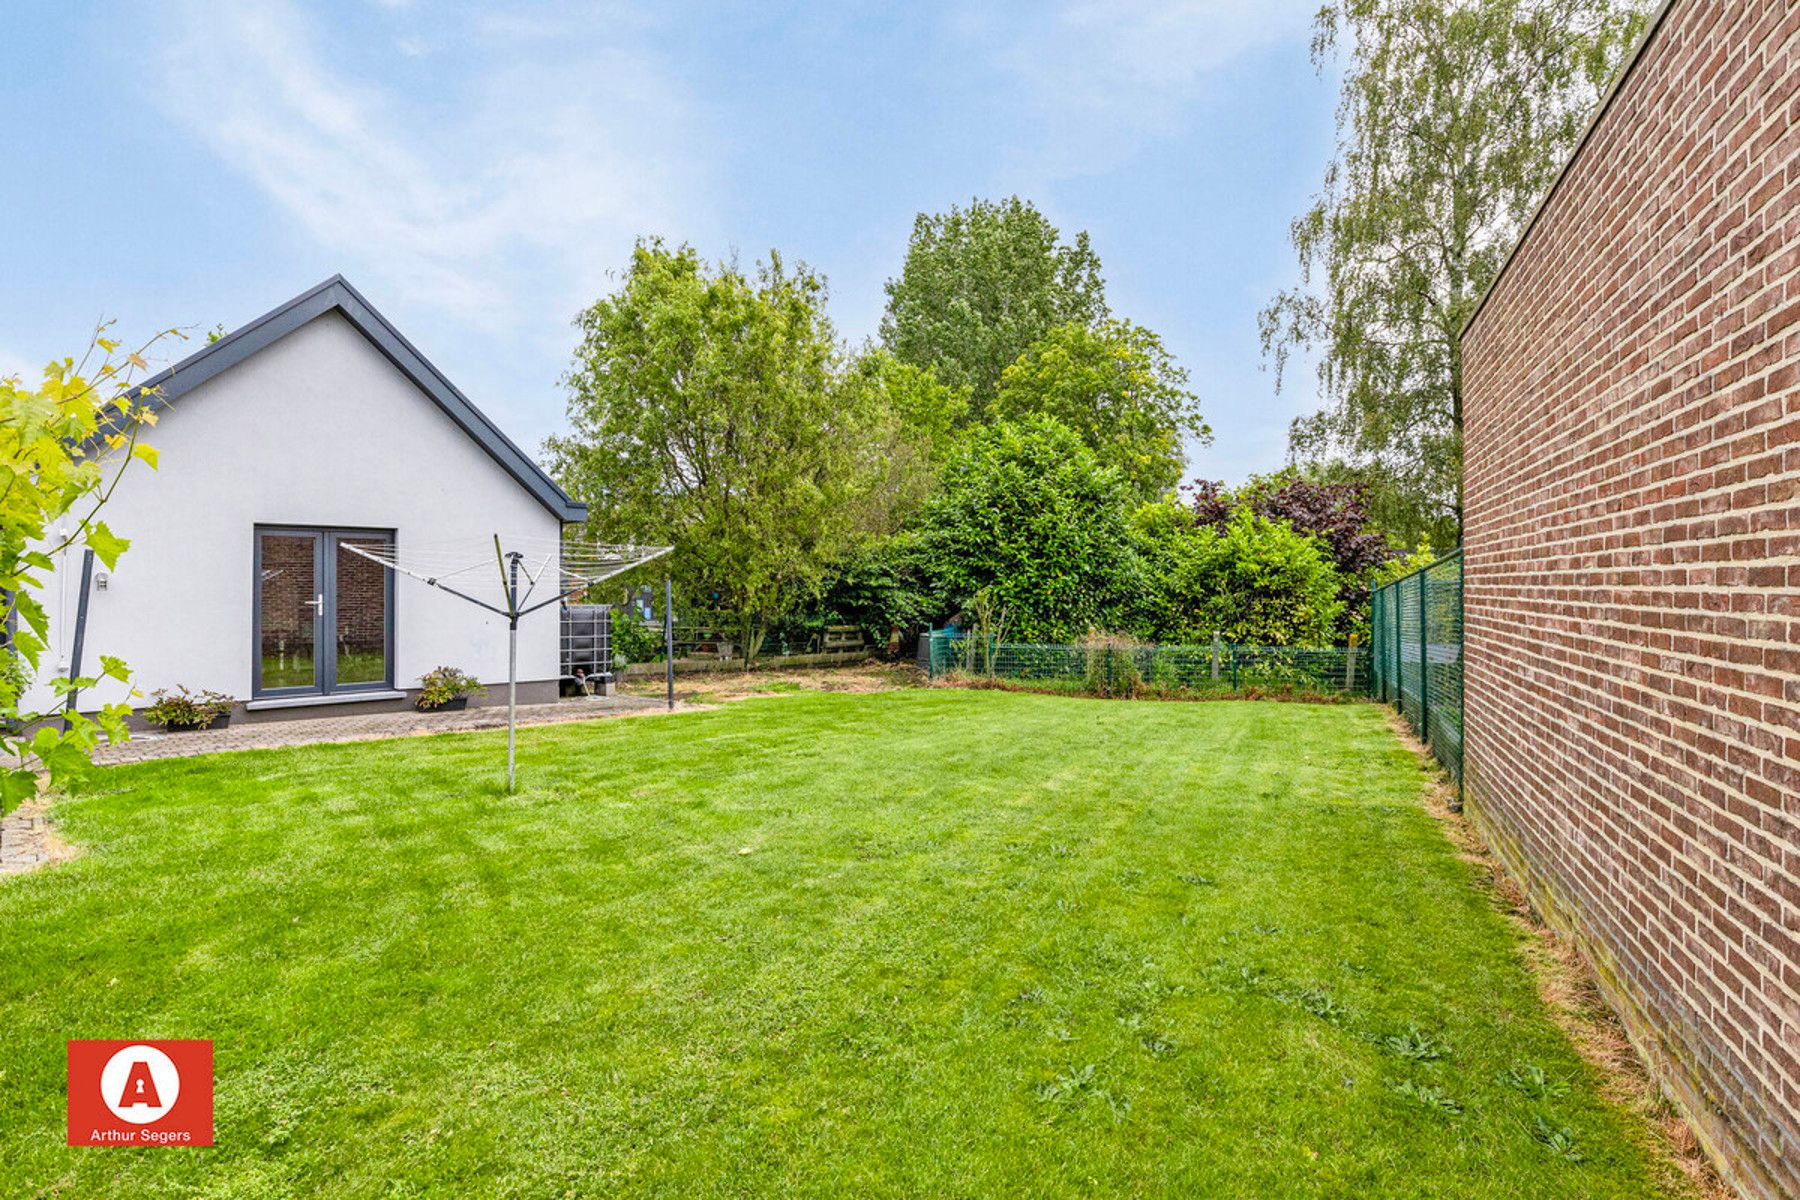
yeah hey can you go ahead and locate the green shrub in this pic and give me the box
[1130,503,1343,645]
[142,687,234,729]
[416,667,485,710]
[914,416,1142,642]
[611,616,664,668]
[809,533,948,651]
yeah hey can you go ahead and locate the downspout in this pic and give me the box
[61,549,96,732]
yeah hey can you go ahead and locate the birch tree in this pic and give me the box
[1262,0,1649,546]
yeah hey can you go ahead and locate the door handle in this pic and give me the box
[303,594,324,614]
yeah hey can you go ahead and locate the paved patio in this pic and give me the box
[91,693,670,766]
[0,804,68,875]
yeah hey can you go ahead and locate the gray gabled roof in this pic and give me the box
[129,275,587,523]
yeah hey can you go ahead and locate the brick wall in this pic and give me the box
[1461,2,1799,1197]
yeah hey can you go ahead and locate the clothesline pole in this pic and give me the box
[339,536,671,791]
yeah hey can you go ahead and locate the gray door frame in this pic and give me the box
[252,525,397,698]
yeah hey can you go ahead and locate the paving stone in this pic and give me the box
[0,807,53,874]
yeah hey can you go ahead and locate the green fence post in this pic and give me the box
[1382,586,1396,708]
[1369,589,1378,700]
[1418,567,1430,747]
[1378,589,1387,703]
[1454,552,1465,810]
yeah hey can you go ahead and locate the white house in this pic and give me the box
[28,276,588,723]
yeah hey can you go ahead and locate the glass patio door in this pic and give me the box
[255,527,394,697]
[257,530,320,693]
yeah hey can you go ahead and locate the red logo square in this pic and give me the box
[67,1040,214,1147]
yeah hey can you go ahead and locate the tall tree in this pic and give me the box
[880,197,1108,413]
[1261,0,1649,547]
[548,241,903,659]
[837,348,969,469]
[994,319,1208,503]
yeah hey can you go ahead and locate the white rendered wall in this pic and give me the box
[25,312,564,713]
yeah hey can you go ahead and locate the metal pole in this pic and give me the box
[62,549,96,731]
[664,577,675,712]
[507,620,518,790]
[507,552,521,793]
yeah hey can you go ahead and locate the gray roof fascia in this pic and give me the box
[128,275,588,524]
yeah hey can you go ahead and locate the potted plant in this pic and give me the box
[142,686,235,732]
[417,666,485,712]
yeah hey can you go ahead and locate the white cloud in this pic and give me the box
[975,0,1318,181]
[151,0,710,331]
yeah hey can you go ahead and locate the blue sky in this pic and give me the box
[5,0,1337,485]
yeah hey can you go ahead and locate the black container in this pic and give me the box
[158,712,230,733]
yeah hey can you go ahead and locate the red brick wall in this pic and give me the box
[1461,2,1799,1196]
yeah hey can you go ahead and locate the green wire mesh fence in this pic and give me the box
[924,633,1373,697]
[1370,550,1463,782]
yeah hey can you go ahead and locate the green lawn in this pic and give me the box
[0,691,1689,1198]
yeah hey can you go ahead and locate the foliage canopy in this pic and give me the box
[549,241,910,656]
[1262,0,1649,547]
[880,197,1108,414]
[1131,502,1345,646]
[0,330,172,811]
[995,319,1208,503]
[1191,467,1396,640]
